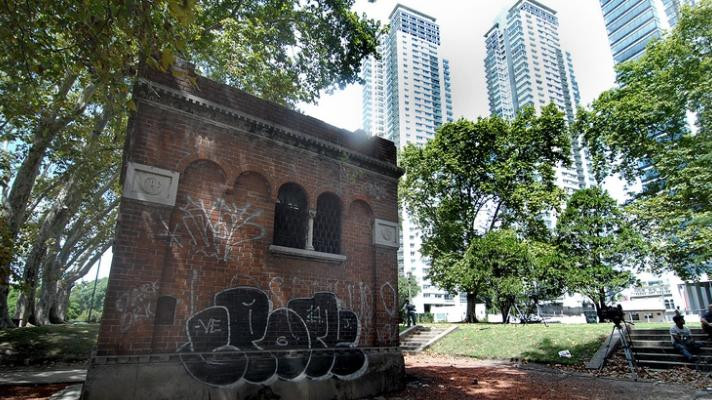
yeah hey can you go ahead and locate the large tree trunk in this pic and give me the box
[36,250,63,326]
[597,288,608,323]
[499,297,512,324]
[0,284,11,328]
[466,292,479,323]
[14,243,48,326]
[0,73,87,329]
[52,282,73,323]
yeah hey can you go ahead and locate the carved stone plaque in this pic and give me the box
[123,162,180,206]
[373,219,399,248]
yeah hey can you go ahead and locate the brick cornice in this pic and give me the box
[134,79,403,179]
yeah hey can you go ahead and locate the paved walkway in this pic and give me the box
[0,369,86,386]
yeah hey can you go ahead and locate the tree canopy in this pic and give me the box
[556,187,645,322]
[575,0,711,279]
[400,105,572,321]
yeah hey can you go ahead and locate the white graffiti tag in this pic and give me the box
[115,282,159,332]
[158,196,267,261]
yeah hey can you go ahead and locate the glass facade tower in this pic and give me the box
[599,0,698,187]
[362,5,460,320]
[599,0,697,65]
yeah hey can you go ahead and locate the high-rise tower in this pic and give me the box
[484,0,595,208]
[362,5,460,320]
[599,0,698,187]
[600,0,697,65]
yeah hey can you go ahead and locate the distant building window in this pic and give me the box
[273,183,308,249]
[313,193,341,254]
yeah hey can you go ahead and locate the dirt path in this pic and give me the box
[391,354,708,400]
[0,354,708,400]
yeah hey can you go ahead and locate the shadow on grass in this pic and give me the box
[0,323,99,367]
[519,335,608,365]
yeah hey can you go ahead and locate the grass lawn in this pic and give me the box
[425,322,696,366]
[0,323,99,367]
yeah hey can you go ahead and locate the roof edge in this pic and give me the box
[389,4,437,22]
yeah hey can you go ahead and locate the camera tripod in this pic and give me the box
[601,321,638,380]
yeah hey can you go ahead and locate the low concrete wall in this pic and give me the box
[81,349,404,400]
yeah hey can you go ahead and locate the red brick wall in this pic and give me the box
[97,66,400,357]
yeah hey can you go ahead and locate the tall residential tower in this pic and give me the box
[484,0,595,205]
[362,5,461,320]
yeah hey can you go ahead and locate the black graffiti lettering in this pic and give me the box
[178,343,248,386]
[186,307,229,352]
[214,287,270,349]
[179,287,368,387]
[337,311,359,344]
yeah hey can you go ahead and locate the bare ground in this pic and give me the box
[384,354,710,400]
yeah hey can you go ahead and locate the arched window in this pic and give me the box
[313,193,341,254]
[273,183,308,249]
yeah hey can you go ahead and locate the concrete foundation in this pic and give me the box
[81,349,404,400]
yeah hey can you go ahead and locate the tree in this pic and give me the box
[575,0,711,279]
[0,0,383,327]
[66,277,109,322]
[556,187,645,322]
[398,273,420,307]
[400,105,572,322]
[460,230,565,323]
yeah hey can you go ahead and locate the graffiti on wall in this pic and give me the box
[156,196,266,261]
[115,282,159,332]
[378,282,398,344]
[178,287,368,387]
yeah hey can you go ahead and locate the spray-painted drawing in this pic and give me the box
[178,287,367,387]
[158,196,267,261]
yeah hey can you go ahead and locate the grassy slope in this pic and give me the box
[0,323,99,367]
[426,322,701,365]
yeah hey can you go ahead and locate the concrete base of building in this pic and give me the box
[81,349,405,400]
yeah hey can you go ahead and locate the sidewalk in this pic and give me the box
[0,369,86,386]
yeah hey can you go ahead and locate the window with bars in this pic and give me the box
[273,183,308,249]
[313,193,341,254]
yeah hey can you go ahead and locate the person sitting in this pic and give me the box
[670,314,703,362]
[701,303,712,342]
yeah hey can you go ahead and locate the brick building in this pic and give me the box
[82,63,404,399]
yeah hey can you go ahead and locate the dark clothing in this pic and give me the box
[405,304,417,327]
[703,311,712,340]
[673,341,703,361]
[703,322,712,340]
[703,310,712,323]
[406,312,417,327]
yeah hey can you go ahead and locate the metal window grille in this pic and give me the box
[313,193,341,254]
[273,183,308,249]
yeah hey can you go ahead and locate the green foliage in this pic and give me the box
[556,188,644,318]
[459,230,565,321]
[7,285,18,317]
[192,0,383,106]
[66,278,108,322]
[576,0,712,278]
[418,312,434,324]
[398,273,420,306]
[399,106,572,320]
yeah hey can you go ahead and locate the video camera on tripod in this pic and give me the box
[600,304,625,326]
[599,304,638,380]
